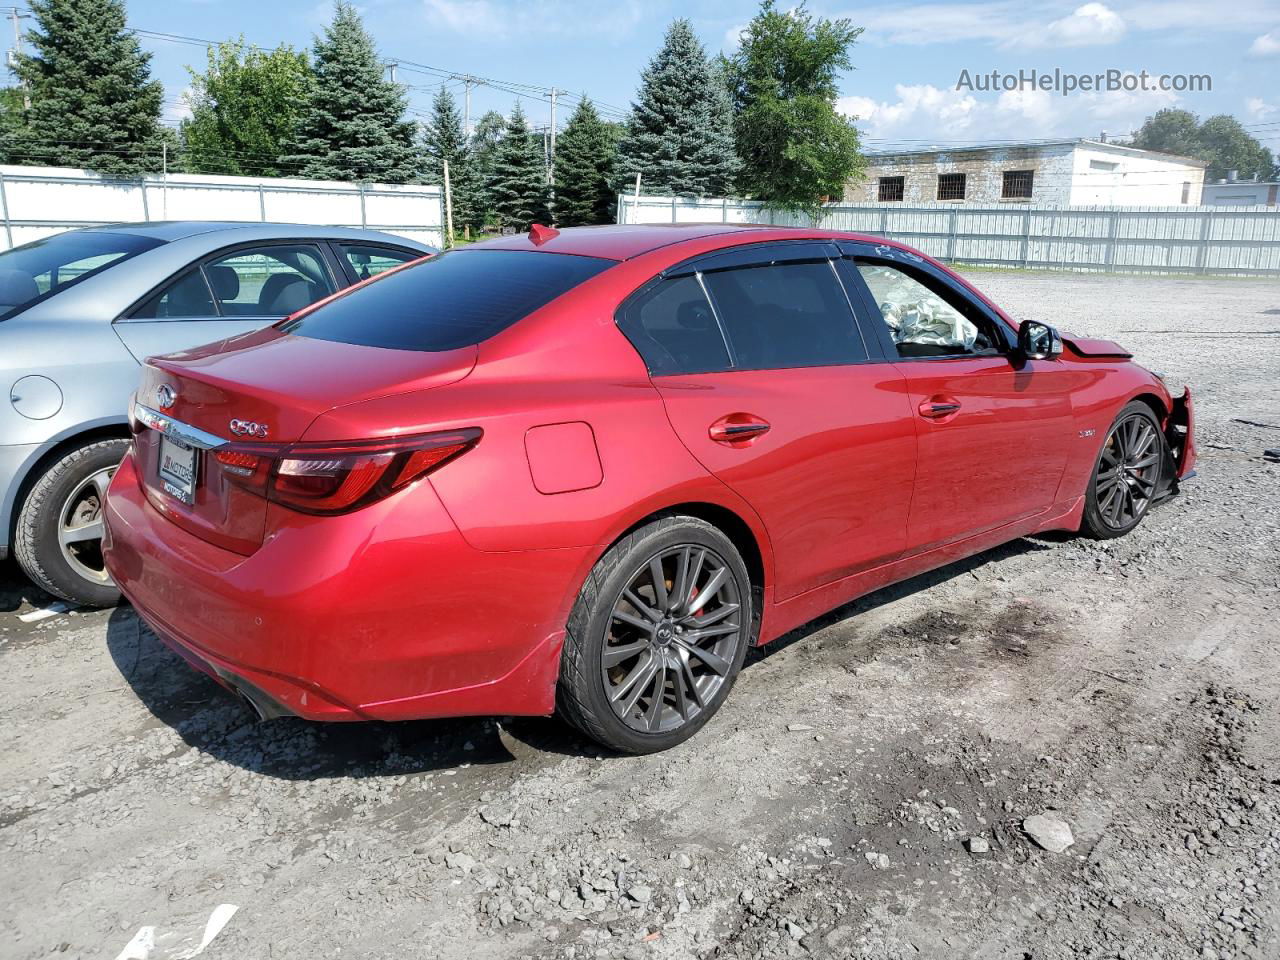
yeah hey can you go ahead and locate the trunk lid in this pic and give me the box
[132,327,477,554]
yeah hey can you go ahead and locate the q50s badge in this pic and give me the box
[229,419,270,438]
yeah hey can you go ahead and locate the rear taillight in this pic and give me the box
[215,428,480,515]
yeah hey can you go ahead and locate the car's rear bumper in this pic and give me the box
[103,449,580,722]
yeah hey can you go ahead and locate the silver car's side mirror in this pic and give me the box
[1018,320,1063,360]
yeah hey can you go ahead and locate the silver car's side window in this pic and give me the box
[128,243,337,322]
[129,268,217,320]
[207,245,336,318]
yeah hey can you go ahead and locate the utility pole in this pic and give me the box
[547,87,558,184]
[463,76,472,137]
[442,158,454,249]
[10,7,29,110]
[387,62,398,83]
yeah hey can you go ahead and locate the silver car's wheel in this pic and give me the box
[14,438,129,607]
[57,466,115,584]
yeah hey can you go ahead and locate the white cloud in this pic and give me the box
[848,2,1028,46]
[722,22,748,53]
[1246,97,1277,120]
[848,0,1274,47]
[839,81,1179,147]
[1035,3,1126,47]
[1119,0,1278,33]
[1249,31,1280,56]
[164,86,194,125]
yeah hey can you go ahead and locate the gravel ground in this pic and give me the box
[3,269,1278,960]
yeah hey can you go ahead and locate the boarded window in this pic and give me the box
[937,173,966,201]
[1002,170,1034,199]
[878,176,905,202]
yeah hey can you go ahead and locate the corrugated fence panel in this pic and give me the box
[617,195,1280,277]
[0,165,445,250]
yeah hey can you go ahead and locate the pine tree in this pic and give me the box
[488,104,551,231]
[13,0,165,176]
[180,40,310,177]
[284,1,418,183]
[468,109,506,227]
[553,98,619,226]
[421,87,479,234]
[615,19,738,198]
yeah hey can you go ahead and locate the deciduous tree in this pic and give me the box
[180,40,310,177]
[726,0,865,215]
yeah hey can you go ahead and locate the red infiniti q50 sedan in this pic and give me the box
[102,225,1195,754]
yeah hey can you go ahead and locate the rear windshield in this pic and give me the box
[0,231,164,320]
[281,249,614,352]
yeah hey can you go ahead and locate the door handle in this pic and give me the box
[709,415,771,443]
[918,397,962,419]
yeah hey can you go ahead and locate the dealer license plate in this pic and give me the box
[158,435,198,504]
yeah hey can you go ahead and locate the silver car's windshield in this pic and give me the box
[0,231,165,320]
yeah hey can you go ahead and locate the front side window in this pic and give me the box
[856,261,999,358]
[701,260,867,370]
[283,249,614,352]
[0,231,163,320]
[340,243,422,281]
[206,245,335,317]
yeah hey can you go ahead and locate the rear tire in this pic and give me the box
[1080,402,1164,540]
[14,439,129,608]
[557,516,752,754]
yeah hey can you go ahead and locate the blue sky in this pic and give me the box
[67,0,1280,151]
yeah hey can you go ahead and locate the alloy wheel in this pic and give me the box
[1095,413,1160,530]
[602,544,745,734]
[58,466,115,585]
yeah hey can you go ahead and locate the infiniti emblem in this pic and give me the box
[156,384,177,409]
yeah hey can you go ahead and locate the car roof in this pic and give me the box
[71,221,433,246]
[473,223,885,261]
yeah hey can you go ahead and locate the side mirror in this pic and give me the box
[1018,320,1063,360]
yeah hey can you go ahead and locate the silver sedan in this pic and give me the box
[1,221,434,605]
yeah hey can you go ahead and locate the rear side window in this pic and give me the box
[282,249,613,352]
[617,275,731,375]
[340,243,421,280]
[701,261,867,369]
[0,231,163,320]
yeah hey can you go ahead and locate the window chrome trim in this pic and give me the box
[132,402,227,450]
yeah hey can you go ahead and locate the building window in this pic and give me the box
[937,173,966,201]
[1089,159,1119,171]
[1181,182,1191,204]
[878,176,905,202]
[1002,170,1034,199]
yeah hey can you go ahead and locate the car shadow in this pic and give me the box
[104,533,1063,778]
[0,558,57,614]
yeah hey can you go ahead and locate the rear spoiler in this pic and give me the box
[1062,334,1133,359]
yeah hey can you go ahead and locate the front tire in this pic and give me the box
[557,516,752,754]
[1081,402,1164,540]
[14,439,129,607]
